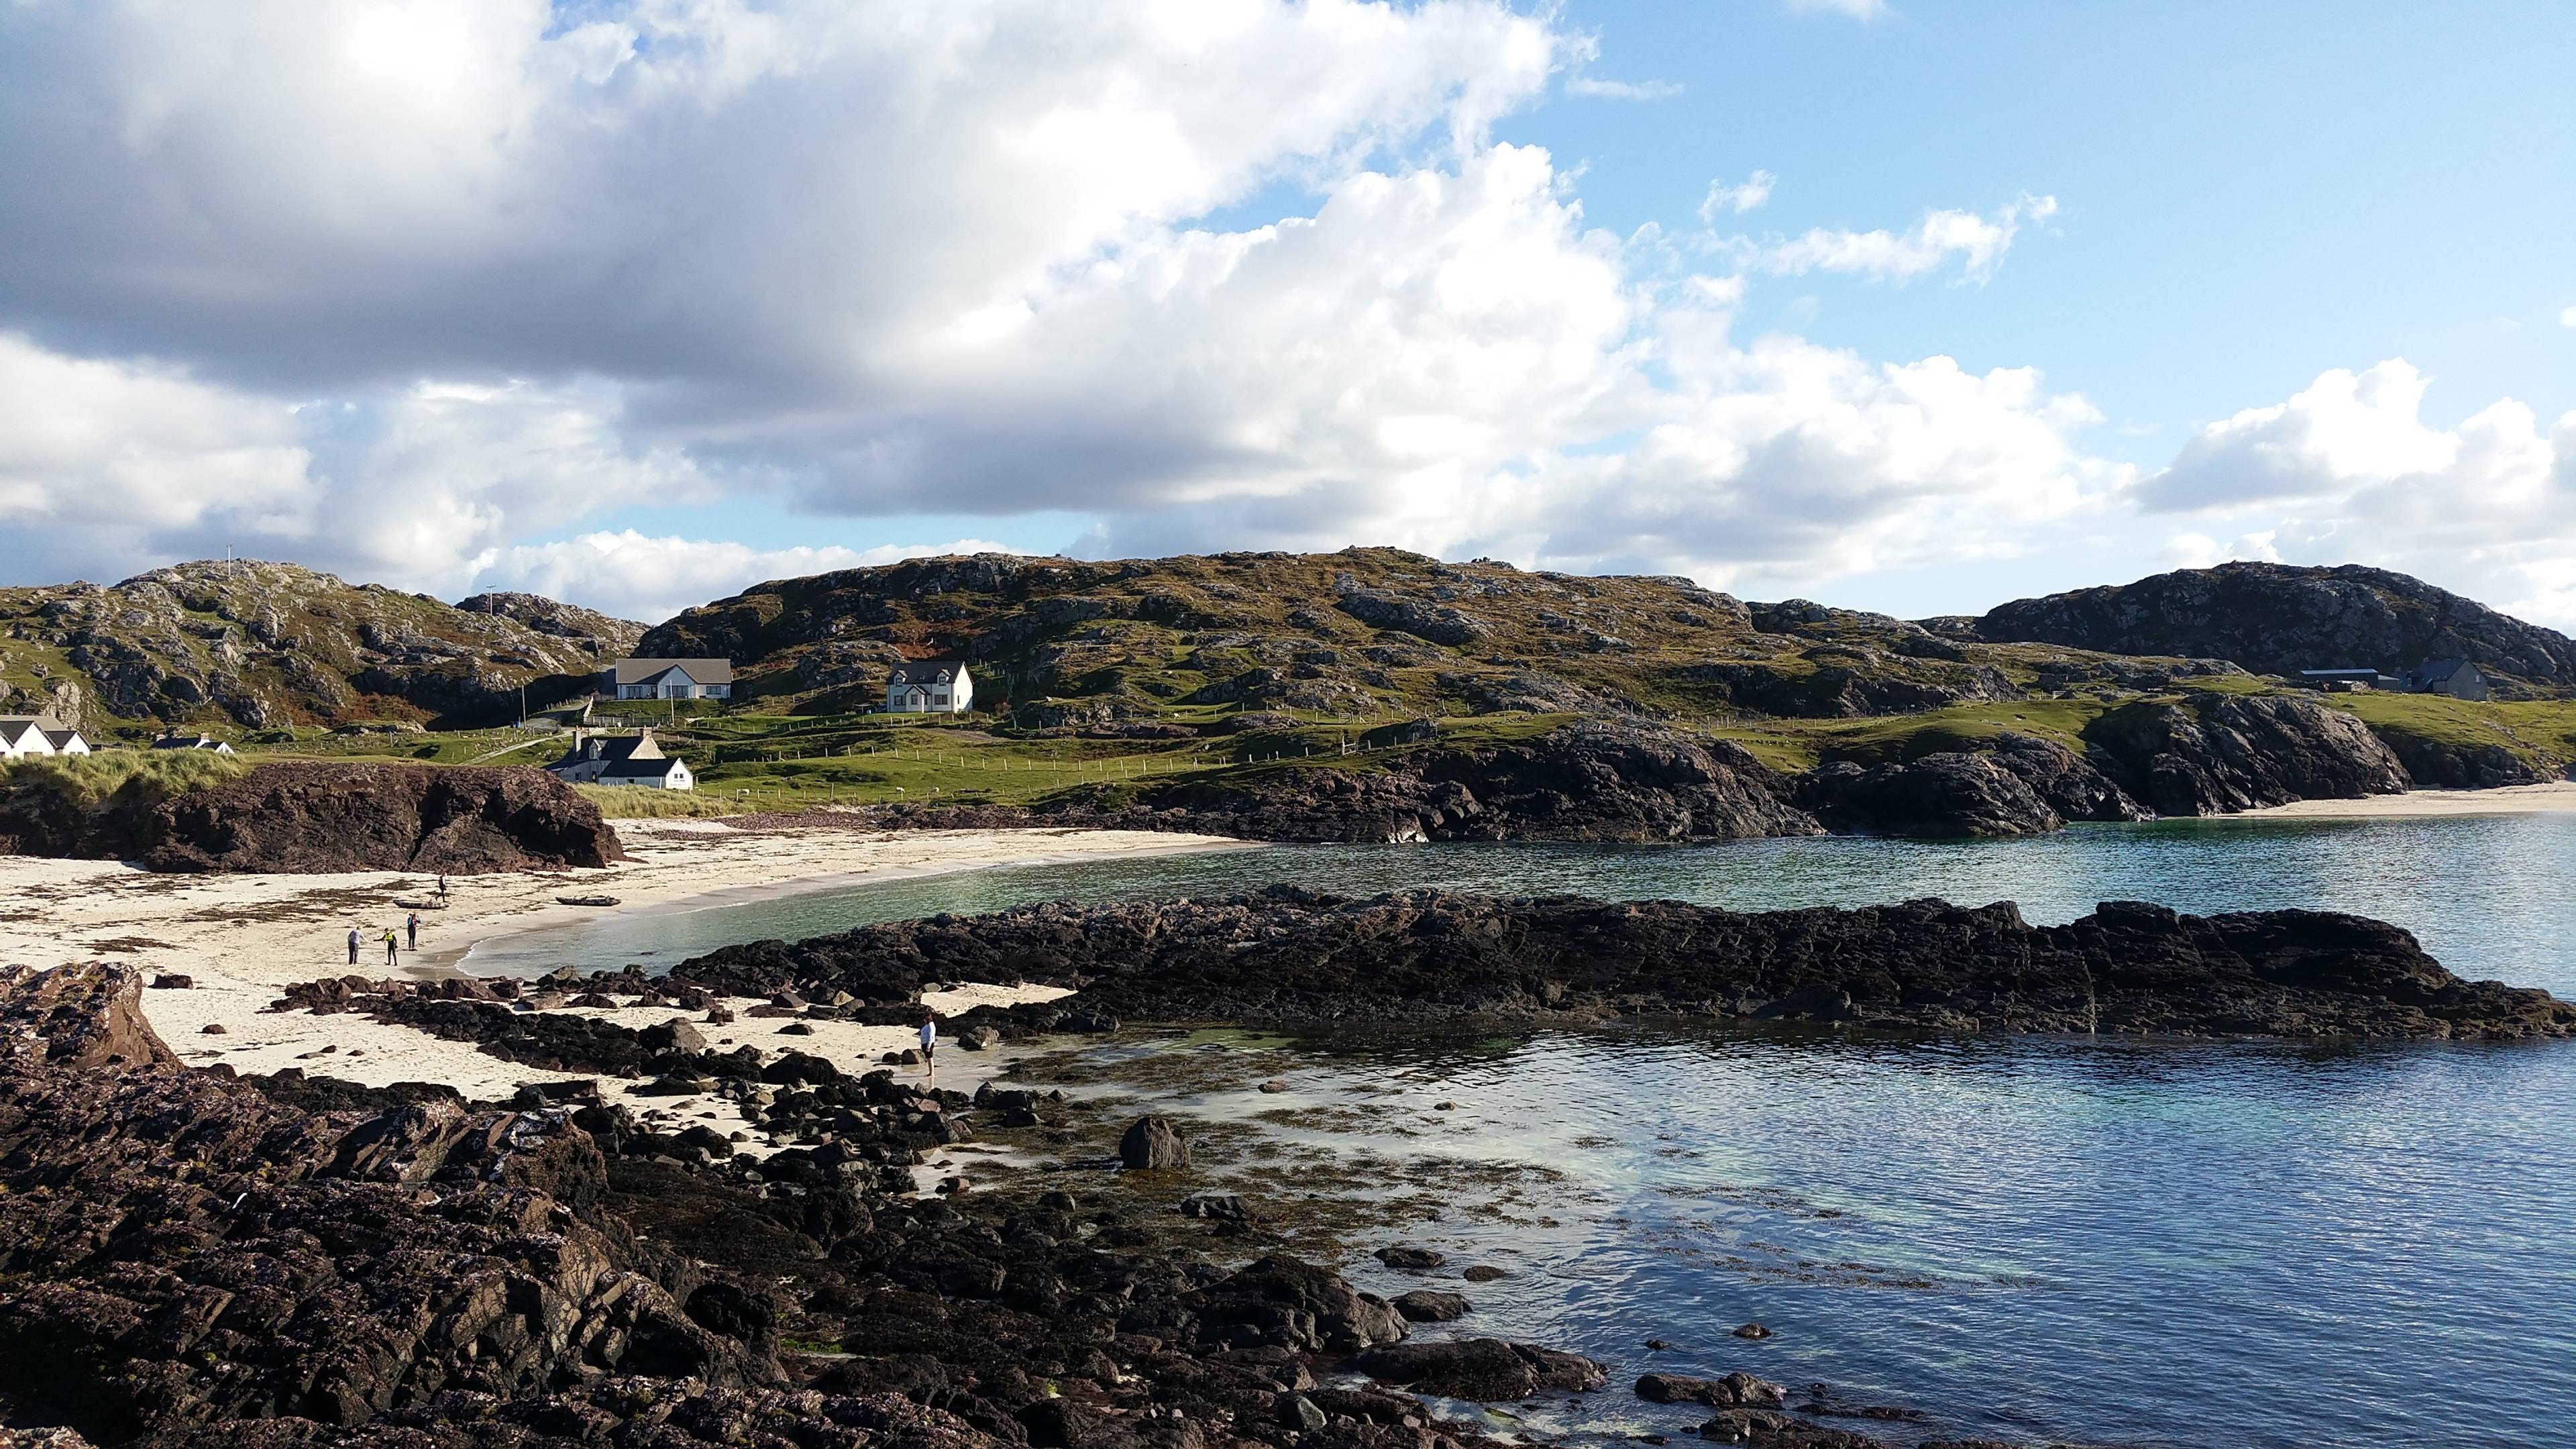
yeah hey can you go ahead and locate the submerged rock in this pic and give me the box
[1354,1338,1607,1400]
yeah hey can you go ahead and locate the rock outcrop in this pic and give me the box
[1976,561,2576,691]
[0,559,641,731]
[1792,733,2152,838]
[1141,719,1823,844]
[2079,693,2412,816]
[672,889,2576,1042]
[0,963,1573,1449]
[0,761,626,872]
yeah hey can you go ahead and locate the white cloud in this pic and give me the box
[1721,195,2059,284]
[472,531,1027,624]
[1566,75,1682,101]
[0,1,2130,621]
[2561,305,2576,328]
[2138,359,2576,627]
[1698,170,1777,222]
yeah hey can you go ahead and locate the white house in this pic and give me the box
[545,729,694,790]
[0,716,60,759]
[600,658,733,700]
[150,733,235,754]
[43,726,90,755]
[885,658,973,714]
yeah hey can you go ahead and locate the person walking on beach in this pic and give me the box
[406,912,421,950]
[347,926,361,965]
[383,928,399,966]
[918,1013,938,1078]
[437,873,449,902]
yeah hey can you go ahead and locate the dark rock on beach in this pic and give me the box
[1120,1115,1191,1170]
[1,962,1562,1449]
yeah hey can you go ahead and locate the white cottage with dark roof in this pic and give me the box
[600,657,733,700]
[545,729,694,790]
[885,658,973,714]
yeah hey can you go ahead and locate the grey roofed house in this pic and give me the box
[150,733,235,754]
[0,717,54,756]
[600,657,735,700]
[2400,657,2487,701]
[599,753,692,787]
[545,729,664,782]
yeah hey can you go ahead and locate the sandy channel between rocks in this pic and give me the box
[0,820,1252,1166]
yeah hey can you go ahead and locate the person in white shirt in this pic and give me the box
[918,1013,938,1075]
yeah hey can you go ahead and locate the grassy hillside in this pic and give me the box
[25,548,2566,817]
[637,548,2238,729]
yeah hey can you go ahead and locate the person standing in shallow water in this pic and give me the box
[918,1013,937,1079]
[346,926,360,965]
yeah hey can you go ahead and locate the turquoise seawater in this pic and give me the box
[466,814,2576,996]
[460,814,2576,1447]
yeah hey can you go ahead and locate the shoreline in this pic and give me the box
[2230,780,2576,820]
[0,820,1253,1107]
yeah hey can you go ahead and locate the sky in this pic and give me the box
[0,0,2569,626]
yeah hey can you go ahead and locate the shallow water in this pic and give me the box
[462,813,2576,1447]
[1081,1022,2576,1449]
[467,813,2576,996]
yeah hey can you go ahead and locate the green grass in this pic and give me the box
[0,749,248,810]
[1709,696,2119,772]
[573,785,751,819]
[2321,692,2576,774]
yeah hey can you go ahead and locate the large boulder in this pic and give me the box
[133,762,627,873]
[1119,1116,1191,1170]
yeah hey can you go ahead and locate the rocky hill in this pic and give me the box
[0,559,643,732]
[639,548,2237,725]
[1971,562,2576,692]
[0,758,625,871]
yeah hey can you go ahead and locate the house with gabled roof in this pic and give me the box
[885,658,973,714]
[1,712,90,758]
[545,729,694,790]
[600,657,733,701]
[2399,658,2487,701]
[150,733,234,754]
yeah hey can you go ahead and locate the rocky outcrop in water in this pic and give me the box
[0,762,626,872]
[2079,692,2411,816]
[1975,561,2576,691]
[675,890,2576,1042]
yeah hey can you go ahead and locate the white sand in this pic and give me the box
[2233,781,2576,820]
[0,821,1246,1146]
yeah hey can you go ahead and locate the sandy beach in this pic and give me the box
[2233,780,2576,819]
[0,820,1249,1157]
